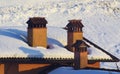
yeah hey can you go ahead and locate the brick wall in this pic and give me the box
[0,63,50,74]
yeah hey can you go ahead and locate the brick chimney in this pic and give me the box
[73,40,88,69]
[27,17,47,48]
[65,19,84,52]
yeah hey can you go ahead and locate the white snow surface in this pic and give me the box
[0,0,120,59]
[0,26,111,60]
[0,26,74,58]
[0,0,120,71]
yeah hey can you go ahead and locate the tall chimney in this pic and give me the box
[27,17,47,48]
[65,19,84,52]
[73,40,88,69]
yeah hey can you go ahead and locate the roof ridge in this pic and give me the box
[83,37,119,62]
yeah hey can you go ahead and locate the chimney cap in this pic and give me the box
[72,40,89,48]
[66,19,84,28]
[28,17,47,24]
[27,17,47,28]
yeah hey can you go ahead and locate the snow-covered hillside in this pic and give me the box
[0,0,120,27]
[0,0,120,73]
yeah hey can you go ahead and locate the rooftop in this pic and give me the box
[0,26,115,61]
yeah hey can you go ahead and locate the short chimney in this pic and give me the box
[73,40,88,69]
[27,17,47,48]
[65,19,84,52]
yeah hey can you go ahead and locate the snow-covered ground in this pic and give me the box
[0,0,120,73]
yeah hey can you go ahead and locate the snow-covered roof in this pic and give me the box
[49,67,120,74]
[0,26,115,61]
[0,26,73,59]
[86,41,112,60]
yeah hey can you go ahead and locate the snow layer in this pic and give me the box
[0,26,111,60]
[0,0,120,59]
[0,26,74,58]
[49,67,120,74]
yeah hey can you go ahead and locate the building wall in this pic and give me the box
[5,63,18,74]
[18,64,50,74]
[87,62,100,68]
[0,63,50,74]
[28,28,47,48]
[0,64,4,74]
[68,32,83,51]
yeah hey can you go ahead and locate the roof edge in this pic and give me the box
[83,37,119,62]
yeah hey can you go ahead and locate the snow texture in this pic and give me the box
[0,26,74,58]
[0,26,111,60]
[0,0,120,72]
[49,67,120,74]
